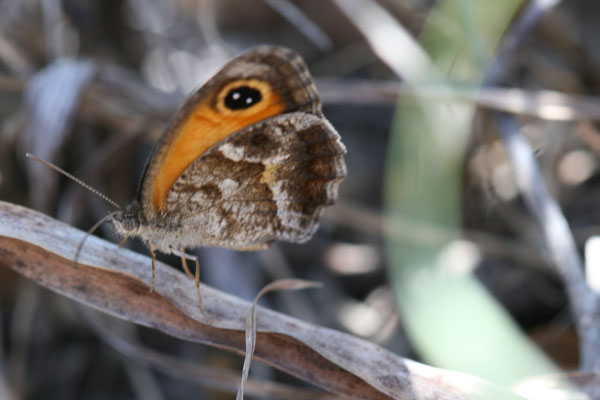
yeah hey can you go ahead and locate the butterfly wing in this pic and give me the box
[137,46,346,249]
[166,112,345,249]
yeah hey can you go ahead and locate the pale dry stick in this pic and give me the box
[0,202,528,399]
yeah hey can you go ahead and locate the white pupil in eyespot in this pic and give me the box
[224,86,262,110]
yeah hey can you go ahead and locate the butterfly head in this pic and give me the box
[112,201,142,237]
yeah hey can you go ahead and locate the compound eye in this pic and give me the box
[122,215,137,231]
[224,86,262,110]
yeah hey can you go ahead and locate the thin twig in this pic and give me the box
[237,279,322,400]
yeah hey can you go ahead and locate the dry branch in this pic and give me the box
[0,201,525,400]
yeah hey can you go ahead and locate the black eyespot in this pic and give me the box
[224,86,262,110]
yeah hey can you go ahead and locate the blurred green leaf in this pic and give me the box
[385,0,558,388]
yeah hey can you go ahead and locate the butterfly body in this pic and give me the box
[110,46,346,254]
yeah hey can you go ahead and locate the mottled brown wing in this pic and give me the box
[163,112,346,249]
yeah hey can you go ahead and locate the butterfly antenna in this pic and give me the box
[74,211,121,264]
[26,153,122,210]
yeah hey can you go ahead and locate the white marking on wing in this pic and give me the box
[219,143,245,162]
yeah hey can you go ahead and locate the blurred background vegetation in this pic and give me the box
[1,0,600,398]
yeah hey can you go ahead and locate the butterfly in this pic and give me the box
[30,46,346,308]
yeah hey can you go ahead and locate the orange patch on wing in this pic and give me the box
[151,80,285,213]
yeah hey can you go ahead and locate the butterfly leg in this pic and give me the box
[117,237,129,248]
[169,247,204,311]
[180,247,195,279]
[145,241,157,292]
